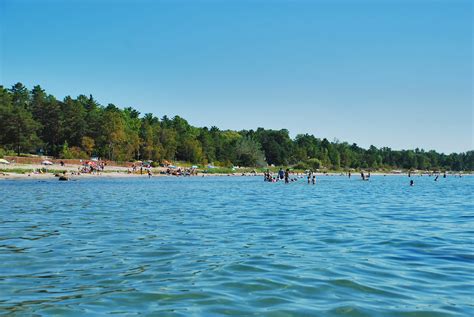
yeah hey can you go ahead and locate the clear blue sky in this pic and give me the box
[1,0,472,153]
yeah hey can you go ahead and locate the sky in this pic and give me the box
[1,0,472,154]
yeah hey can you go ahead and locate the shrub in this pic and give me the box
[60,142,88,159]
[293,161,308,170]
[69,147,88,159]
[306,158,322,170]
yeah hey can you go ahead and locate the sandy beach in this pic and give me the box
[2,162,467,181]
[0,162,261,180]
[0,162,160,180]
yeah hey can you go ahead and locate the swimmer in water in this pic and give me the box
[410,180,414,186]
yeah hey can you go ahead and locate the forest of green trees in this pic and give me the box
[0,83,472,171]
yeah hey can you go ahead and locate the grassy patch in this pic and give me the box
[0,168,32,174]
[201,167,235,174]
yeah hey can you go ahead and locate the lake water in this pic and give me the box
[0,175,473,316]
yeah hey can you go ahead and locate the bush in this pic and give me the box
[293,161,308,170]
[213,160,233,168]
[306,158,322,170]
[69,147,89,159]
[202,167,234,174]
[60,142,88,159]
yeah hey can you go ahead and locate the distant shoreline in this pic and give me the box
[0,162,471,181]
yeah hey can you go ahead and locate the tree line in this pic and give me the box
[0,83,472,171]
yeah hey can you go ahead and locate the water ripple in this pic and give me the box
[0,176,473,316]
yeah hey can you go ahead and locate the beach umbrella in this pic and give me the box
[42,160,53,165]
[0,159,10,164]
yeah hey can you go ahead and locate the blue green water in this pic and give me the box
[0,175,473,316]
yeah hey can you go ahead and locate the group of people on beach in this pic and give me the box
[165,167,197,177]
[126,164,199,178]
[72,160,108,175]
[79,163,105,174]
[128,163,153,178]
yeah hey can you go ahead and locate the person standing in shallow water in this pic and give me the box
[278,168,284,180]
[410,180,414,186]
[284,169,290,184]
